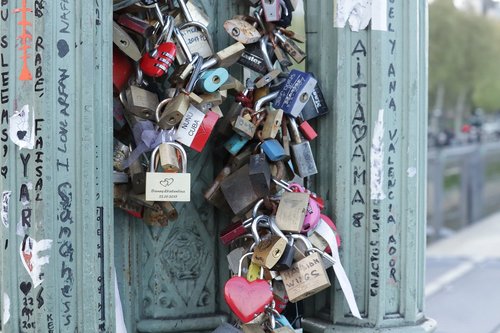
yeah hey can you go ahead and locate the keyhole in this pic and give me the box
[212,75,221,84]
[231,27,240,37]
[120,39,129,47]
[300,92,309,103]
[272,248,281,258]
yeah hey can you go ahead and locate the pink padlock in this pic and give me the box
[289,183,321,234]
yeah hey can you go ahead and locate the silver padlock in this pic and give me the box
[288,117,318,178]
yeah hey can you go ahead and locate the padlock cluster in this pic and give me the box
[111,0,358,330]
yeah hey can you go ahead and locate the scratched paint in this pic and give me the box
[1,190,11,228]
[9,105,35,149]
[19,236,53,288]
[2,292,10,325]
[370,109,386,201]
[334,0,388,31]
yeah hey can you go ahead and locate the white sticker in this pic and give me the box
[180,26,212,58]
[145,172,191,202]
[334,0,388,32]
[1,191,11,228]
[9,104,35,150]
[20,237,53,288]
[175,105,206,147]
[370,109,386,201]
[2,293,10,325]
[407,167,417,178]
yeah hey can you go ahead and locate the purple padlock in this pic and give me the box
[289,183,320,234]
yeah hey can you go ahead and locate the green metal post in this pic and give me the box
[302,1,436,332]
[0,1,114,332]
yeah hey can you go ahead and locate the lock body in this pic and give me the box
[124,85,159,120]
[220,164,260,216]
[249,153,272,197]
[273,70,317,117]
[139,42,177,78]
[275,191,309,232]
[262,139,288,162]
[251,235,287,269]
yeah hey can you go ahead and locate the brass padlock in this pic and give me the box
[275,191,310,233]
[123,85,159,120]
[233,107,259,139]
[158,142,180,172]
[261,107,283,139]
[280,235,331,303]
[251,231,287,270]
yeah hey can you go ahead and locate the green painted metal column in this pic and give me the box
[302,1,436,332]
[0,0,115,332]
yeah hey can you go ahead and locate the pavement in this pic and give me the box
[426,211,500,333]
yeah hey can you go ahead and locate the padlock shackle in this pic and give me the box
[178,21,215,54]
[155,98,172,123]
[173,27,193,62]
[150,142,188,173]
[185,54,204,93]
[309,247,336,266]
[254,90,279,111]
[287,116,302,144]
[177,0,193,22]
[290,233,314,252]
[259,35,275,73]
[272,177,293,193]
[237,252,255,277]
[252,198,265,218]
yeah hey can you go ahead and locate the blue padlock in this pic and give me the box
[273,69,317,118]
[224,133,249,156]
[196,67,229,93]
[262,139,288,161]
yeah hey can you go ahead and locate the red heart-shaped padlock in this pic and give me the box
[224,276,273,323]
[139,42,176,78]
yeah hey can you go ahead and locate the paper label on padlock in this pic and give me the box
[145,172,191,202]
[176,106,218,152]
[178,26,212,60]
[273,70,317,118]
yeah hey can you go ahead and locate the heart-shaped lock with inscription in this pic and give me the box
[224,252,273,323]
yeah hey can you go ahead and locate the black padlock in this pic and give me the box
[249,152,272,197]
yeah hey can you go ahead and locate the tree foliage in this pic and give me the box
[429,0,500,113]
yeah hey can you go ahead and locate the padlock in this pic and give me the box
[123,85,159,120]
[300,79,330,121]
[272,234,295,271]
[255,69,282,89]
[220,164,260,216]
[261,107,283,139]
[128,156,147,195]
[288,117,318,178]
[224,133,250,156]
[273,30,306,63]
[251,217,287,269]
[158,142,180,172]
[114,185,144,219]
[224,252,273,323]
[113,21,142,61]
[275,191,309,232]
[215,42,246,68]
[280,235,331,302]
[262,139,288,162]
[285,183,321,234]
[195,67,229,93]
[273,70,317,118]
[169,61,194,87]
[205,165,234,213]
[238,42,271,74]
[220,216,254,245]
[143,201,170,227]
[158,54,204,129]
[175,105,219,152]
[145,142,191,202]
[176,0,214,60]
[233,108,258,139]
[117,13,155,38]
[139,15,177,78]
[218,87,253,136]
[272,279,289,312]
[113,46,133,95]
[224,18,262,44]
[297,117,318,141]
[249,152,272,197]
[113,139,130,172]
[261,0,281,22]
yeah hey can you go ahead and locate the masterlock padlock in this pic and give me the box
[145,142,191,202]
[280,234,331,303]
[288,117,318,178]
